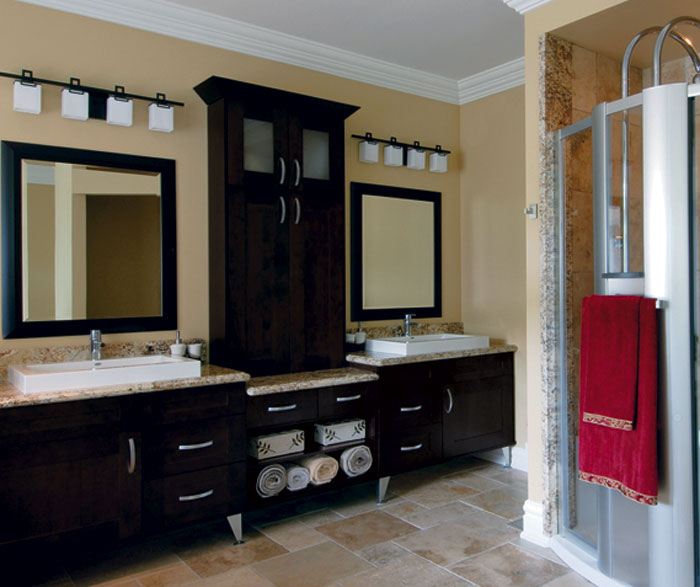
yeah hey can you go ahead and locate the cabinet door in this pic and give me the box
[288,116,346,372]
[442,375,514,458]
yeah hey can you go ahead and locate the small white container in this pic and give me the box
[248,429,305,460]
[170,343,186,357]
[315,419,366,446]
[187,343,202,358]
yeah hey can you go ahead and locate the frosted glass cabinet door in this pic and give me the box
[244,118,274,174]
[303,129,329,180]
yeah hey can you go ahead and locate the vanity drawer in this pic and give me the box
[247,390,318,429]
[449,353,513,381]
[143,463,245,529]
[144,415,245,477]
[318,383,376,419]
[380,424,442,476]
[144,384,246,425]
[382,385,441,428]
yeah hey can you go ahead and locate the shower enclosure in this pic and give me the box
[552,18,700,586]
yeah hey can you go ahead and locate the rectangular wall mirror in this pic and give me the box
[2,141,177,338]
[350,182,441,321]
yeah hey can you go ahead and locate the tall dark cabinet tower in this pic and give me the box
[195,77,359,376]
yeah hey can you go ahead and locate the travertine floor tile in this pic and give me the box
[196,565,274,586]
[295,508,344,528]
[253,541,372,587]
[138,562,200,586]
[445,470,507,492]
[256,518,328,551]
[489,469,528,491]
[324,484,403,517]
[336,554,468,586]
[357,541,412,566]
[448,543,569,586]
[395,501,475,529]
[398,479,479,508]
[380,500,427,521]
[316,511,418,551]
[461,485,527,520]
[545,571,594,585]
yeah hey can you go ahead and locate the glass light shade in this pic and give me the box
[13,81,41,114]
[429,151,448,173]
[61,88,89,120]
[406,148,426,170]
[359,140,379,163]
[106,96,133,127]
[148,102,174,132]
[384,144,403,167]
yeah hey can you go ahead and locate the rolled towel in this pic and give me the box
[340,445,373,478]
[256,463,287,498]
[284,463,311,491]
[300,454,339,485]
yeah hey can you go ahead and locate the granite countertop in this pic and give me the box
[247,367,379,396]
[0,364,250,409]
[345,343,518,367]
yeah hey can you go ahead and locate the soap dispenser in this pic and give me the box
[170,331,186,356]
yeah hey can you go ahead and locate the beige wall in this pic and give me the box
[459,86,527,449]
[0,0,461,349]
[523,0,628,503]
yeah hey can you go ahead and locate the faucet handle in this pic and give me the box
[90,329,101,341]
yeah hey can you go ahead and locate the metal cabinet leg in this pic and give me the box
[502,446,513,469]
[377,476,390,504]
[227,513,243,544]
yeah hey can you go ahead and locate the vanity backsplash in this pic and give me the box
[349,321,464,339]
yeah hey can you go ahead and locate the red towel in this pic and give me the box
[578,296,658,505]
[579,295,641,430]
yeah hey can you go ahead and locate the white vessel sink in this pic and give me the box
[9,355,201,394]
[364,333,490,356]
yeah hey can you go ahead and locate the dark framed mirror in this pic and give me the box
[350,182,442,322]
[2,141,177,338]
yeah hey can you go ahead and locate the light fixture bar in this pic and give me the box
[0,69,184,107]
[351,132,451,155]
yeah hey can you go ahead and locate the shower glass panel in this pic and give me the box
[557,122,598,551]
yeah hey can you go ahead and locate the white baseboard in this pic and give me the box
[520,499,551,547]
[475,445,528,472]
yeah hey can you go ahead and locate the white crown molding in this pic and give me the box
[502,0,555,14]
[19,0,524,105]
[457,57,525,105]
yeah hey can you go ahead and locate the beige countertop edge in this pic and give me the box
[246,368,380,396]
[0,365,249,409]
[345,344,518,367]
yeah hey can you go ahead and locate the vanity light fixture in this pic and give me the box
[358,132,379,163]
[61,77,89,121]
[106,85,133,127]
[12,70,41,114]
[429,146,448,173]
[351,133,450,171]
[0,68,184,128]
[384,136,403,167]
[148,93,175,132]
[406,141,426,170]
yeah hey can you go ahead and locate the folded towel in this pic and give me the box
[340,445,373,478]
[256,463,287,498]
[300,454,339,485]
[578,296,658,505]
[284,463,310,491]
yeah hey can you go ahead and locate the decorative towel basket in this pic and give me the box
[314,419,366,446]
[248,429,305,460]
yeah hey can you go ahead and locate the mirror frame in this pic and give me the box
[350,182,442,322]
[1,141,177,338]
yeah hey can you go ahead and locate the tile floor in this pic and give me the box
[5,457,591,586]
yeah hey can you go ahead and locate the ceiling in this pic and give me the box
[18,0,526,104]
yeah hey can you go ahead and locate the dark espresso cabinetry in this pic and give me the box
[195,77,359,376]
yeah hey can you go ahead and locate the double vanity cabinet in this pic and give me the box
[0,346,514,549]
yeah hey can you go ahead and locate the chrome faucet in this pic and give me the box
[404,313,420,337]
[90,329,104,361]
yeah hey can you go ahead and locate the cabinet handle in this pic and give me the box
[267,403,297,412]
[278,157,286,185]
[178,440,214,451]
[279,196,286,224]
[294,197,301,225]
[178,489,214,502]
[400,443,423,452]
[127,437,136,474]
[446,387,454,414]
[336,394,361,403]
[400,405,422,412]
[293,158,301,187]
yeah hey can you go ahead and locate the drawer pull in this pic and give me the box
[400,405,422,412]
[446,387,454,415]
[178,489,214,502]
[400,443,423,452]
[336,394,361,403]
[127,437,136,474]
[178,440,214,451]
[267,403,298,413]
